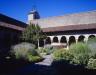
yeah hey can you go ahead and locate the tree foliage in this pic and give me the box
[22,23,46,42]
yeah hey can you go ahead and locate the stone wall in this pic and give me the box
[28,10,96,28]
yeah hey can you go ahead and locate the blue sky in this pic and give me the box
[0,0,96,23]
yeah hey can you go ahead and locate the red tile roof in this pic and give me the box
[0,21,24,31]
[1,13,96,32]
[42,23,96,32]
[28,10,37,14]
[0,14,27,31]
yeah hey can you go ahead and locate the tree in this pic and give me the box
[22,23,47,48]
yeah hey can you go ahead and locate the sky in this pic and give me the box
[0,0,96,23]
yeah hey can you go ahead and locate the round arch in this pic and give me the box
[88,35,95,39]
[69,36,76,45]
[78,35,85,42]
[46,37,51,44]
[2,33,11,49]
[60,36,67,43]
[53,36,58,43]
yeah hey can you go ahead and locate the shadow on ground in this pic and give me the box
[0,51,43,74]
[0,51,96,75]
[29,60,96,75]
[51,60,96,75]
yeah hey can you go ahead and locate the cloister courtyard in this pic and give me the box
[0,9,96,75]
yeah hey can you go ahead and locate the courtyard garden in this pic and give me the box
[0,38,96,74]
[0,23,96,74]
[53,37,96,67]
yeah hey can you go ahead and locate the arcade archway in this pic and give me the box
[88,35,95,39]
[53,36,58,43]
[69,36,76,45]
[46,37,51,44]
[78,35,85,42]
[60,36,67,43]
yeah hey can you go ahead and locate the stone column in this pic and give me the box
[85,37,88,43]
[58,36,61,44]
[75,35,79,44]
[85,35,88,43]
[50,37,53,45]
[66,39,69,50]
[76,39,78,43]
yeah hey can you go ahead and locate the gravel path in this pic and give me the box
[7,54,53,75]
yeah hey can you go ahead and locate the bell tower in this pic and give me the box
[28,10,40,21]
[28,0,40,21]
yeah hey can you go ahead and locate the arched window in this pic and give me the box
[69,36,76,45]
[60,36,67,43]
[53,37,58,43]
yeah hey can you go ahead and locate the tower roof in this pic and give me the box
[28,10,37,14]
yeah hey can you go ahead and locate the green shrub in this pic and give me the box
[69,42,90,54]
[87,38,96,59]
[37,47,51,55]
[87,37,96,43]
[53,49,74,62]
[27,55,42,62]
[21,42,36,49]
[71,53,89,66]
[69,42,90,66]
[87,60,96,68]
[10,42,38,60]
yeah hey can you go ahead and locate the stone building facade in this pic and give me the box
[0,10,96,50]
[27,10,96,48]
[0,14,27,50]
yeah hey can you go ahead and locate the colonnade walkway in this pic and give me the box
[7,54,53,75]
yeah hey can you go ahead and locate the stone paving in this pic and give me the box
[8,54,53,75]
[35,54,53,66]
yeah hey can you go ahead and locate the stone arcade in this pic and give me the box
[0,10,96,50]
[27,10,96,49]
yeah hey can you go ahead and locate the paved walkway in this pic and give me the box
[8,54,53,75]
[35,54,53,66]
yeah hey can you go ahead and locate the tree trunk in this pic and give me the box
[37,39,39,49]
[44,39,46,47]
